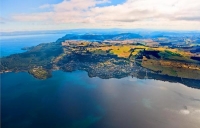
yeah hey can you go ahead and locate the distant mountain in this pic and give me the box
[56,33,142,43]
[112,33,142,40]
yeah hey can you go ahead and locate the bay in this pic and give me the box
[1,70,200,128]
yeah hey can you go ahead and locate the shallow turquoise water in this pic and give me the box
[1,70,200,128]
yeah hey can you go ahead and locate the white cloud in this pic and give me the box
[12,0,200,30]
[53,0,95,12]
[180,109,190,115]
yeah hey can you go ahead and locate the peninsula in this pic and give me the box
[1,33,200,88]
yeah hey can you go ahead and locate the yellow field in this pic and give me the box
[142,59,200,79]
[87,45,147,58]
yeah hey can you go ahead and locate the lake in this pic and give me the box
[1,34,200,128]
[0,33,66,57]
[1,70,200,128]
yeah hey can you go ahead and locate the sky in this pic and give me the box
[0,0,200,32]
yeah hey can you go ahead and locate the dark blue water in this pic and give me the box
[1,71,200,128]
[1,71,102,128]
[0,34,65,57]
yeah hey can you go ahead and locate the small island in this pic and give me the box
[28,67,52,80]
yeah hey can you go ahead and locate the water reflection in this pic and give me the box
[1,71,200,128]
[91,77,200,128]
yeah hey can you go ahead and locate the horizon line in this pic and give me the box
[1,28,200,33]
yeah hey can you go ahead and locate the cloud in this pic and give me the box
[91,0,200,23]
[13,0,110,23]
[13,12,53,22]
[0,17,5,24]
[39,4,51,9]
[165,106,200,120]
[176,16,200,21]
[180,109,190,115]
[53,0,96,12]
[11,0,200,30]
[0,17,11,24]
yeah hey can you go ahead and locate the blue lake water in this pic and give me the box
[1,71,200,128]
[0,34,65,57]
[1,34,200,128]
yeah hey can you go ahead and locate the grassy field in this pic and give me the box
[142,59,200,79]
[88,45,147,58]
